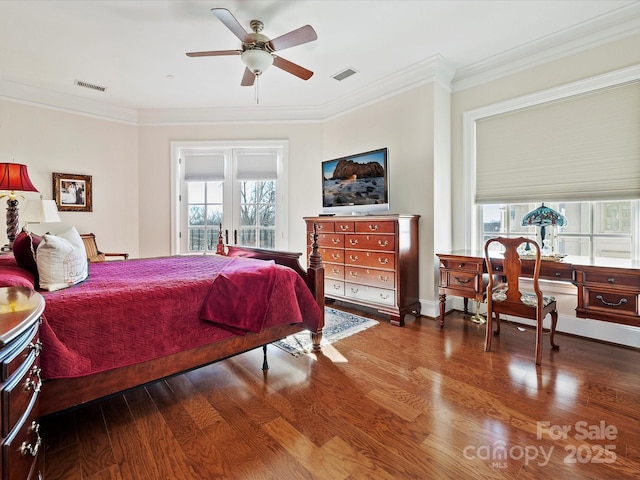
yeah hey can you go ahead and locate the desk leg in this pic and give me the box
[463,298,469,315]
[438,293,446,329]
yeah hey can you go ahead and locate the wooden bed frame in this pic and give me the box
[40,232,324,417]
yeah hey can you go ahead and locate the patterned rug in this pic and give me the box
[274,307,378,356]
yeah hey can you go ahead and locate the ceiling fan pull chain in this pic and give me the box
[255,74,260,104]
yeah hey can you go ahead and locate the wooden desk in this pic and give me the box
[437,251,640,330]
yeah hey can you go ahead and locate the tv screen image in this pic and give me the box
[322,148,389,214]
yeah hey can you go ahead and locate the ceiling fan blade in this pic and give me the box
[273,56,314,80]
[241,67,256,86]
[212,8,252,43]
[186,50,241,57]
[268,25,317,52]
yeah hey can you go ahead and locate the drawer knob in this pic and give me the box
[494,266,503,272]
[349,271,359,277]
[350,255,359,261]
[23,366,42,393]
[555,272,562,277]
[351,288,359,294]
[331,253,341,260]
[28,340,43,357]
[368,224,379,231]
[332,284,341,290]
[596,295,627,307]
[332,268,341,274]
[378,258,389,265]
[458,263,464,268]
[339,225,349,231]
[379,275,389,282]
[19,421,41,457]
[454,276,471,284]
[378,240,389,247]
[331,238,340,245]
[380,293,390,300]
[349,239,359,245]
[607,278,615,283]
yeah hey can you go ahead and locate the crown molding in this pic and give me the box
[452,2,640,92]
[0,79,138,124]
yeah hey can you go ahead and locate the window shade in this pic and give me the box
[184,154,225,181]
[475,81,640,204]
[236,152,278,180]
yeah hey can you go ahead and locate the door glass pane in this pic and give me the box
[558,236,590,256]
[238,180,276,248]
[187,181,224,252]
[594,237,631,258]
[188,205,205,227]
[595,201,631,234]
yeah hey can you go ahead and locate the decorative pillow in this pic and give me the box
[0,266,36,289]
[13,230,42,279]
[36,226,89,292]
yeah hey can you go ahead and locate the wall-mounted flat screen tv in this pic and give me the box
[322,147,389,215]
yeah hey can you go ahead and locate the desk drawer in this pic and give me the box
[445,271,480,294]
[3,397,40,480]
[583,287,638,316]
[439,258,483,274]
[582,271,640,289]
[2,325,39,382]
[3,354,40,437]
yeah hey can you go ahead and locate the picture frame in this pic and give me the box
[53,173,92,212]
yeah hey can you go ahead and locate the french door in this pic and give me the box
[171,141,287,254]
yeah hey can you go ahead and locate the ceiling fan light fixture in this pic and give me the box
[241,49,273,75]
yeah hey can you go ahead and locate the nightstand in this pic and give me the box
[0,287,45,480]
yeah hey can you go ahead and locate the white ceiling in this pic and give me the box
[1,0,639,122]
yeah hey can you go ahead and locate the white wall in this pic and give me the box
[0,99,139,257]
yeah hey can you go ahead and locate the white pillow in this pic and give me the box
[37,226,88,291]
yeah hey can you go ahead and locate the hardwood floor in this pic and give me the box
[42,306,640,479]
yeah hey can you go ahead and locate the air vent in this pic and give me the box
[74,79,107,92]
[331,68,358,81]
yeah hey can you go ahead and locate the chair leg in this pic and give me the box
[550,310,560,350]
[535,313,543,366]
[484,306,493,352]
[494,313,501,336]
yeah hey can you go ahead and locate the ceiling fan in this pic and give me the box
[186,8,317,87]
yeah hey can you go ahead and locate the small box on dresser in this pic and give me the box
[305,214,420,326]
[0,287,45,480]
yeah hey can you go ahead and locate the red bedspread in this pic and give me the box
[40,255,321,380]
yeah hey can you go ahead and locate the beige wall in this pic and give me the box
[0,100,139,257]
[137,122,322,259]
[322,82,450,312]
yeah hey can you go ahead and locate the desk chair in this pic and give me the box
[484,237,559,365]
[80,233,129,262]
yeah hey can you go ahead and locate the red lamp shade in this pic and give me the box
[0,163,39,193]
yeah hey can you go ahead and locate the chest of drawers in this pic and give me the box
[305,215,420,326]
[0,288,45,480]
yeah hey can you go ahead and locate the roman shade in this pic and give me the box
[184,154,225,182]
[236,152,278,180]
[475,81,640,204]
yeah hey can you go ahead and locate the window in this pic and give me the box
[170,141,287,255]
[479,200,639,259]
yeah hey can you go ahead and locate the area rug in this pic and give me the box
[274,307,378,356]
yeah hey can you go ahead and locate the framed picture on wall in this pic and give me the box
[53,173,92,212]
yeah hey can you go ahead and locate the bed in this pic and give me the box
[2,230,324,417]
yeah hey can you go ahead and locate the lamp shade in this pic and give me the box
[521,203,567,228]
[0,163,38,193]
[22,196,61,225]
[241,49,274,75]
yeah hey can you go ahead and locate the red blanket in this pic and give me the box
[40,255,321,379]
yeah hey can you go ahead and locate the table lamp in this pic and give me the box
[22,195,61,230]
[0,163,39,250]
[521,203,567,253]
